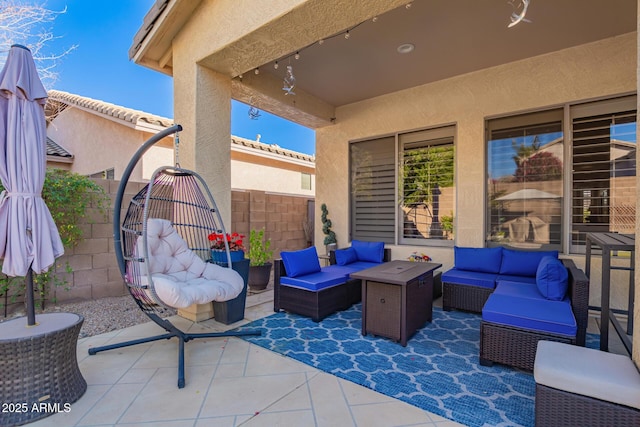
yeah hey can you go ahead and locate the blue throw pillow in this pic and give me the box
[454,246,503,274]
[500,248,559,277]
[335,247,357,265]
[351,240,385,263]
[280,246,321,278]
[536,256,568,300]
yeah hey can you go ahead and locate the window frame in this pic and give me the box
[484,94,636,254]
[348,125,456,247]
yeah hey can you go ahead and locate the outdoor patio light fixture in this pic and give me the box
[283,65,296,95]
[508,0,531,28]
[245,2,418,95]
[397,43,415,54]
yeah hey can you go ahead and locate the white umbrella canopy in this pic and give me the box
[495,188,561,201]
[0,44,64,324]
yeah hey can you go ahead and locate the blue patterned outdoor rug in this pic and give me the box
[234,305,599,427]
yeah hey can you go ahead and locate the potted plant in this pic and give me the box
[247,228,273,290]
[321,203,337,254]
[207,231,250,324]
[208,231,245,262]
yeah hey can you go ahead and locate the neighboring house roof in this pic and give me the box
[231,136,315,164]
[46,137,73,164]
[46,90,315,169]
[47,89,174,132]
[46,137,73,158]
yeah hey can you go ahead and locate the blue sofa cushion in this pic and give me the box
[499,248,559,277]
[328,261,382,276]
[496,274,537,285]
[335,247,358,265]
[536,256,569,301]
[351,240,385,263]
[280,246,321,278]
[482,293,577,337]
[441,268,497,289]
[455,246,503,274]
[494,280,564,301]
[280,266,348,291]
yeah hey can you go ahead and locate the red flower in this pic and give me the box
[208,231,245,251]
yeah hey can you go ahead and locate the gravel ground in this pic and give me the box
[40,295,161,338]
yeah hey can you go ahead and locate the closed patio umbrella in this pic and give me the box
[0,44,64,326]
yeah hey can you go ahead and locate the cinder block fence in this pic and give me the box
[1,178,313,317]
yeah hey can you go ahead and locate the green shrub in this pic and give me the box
[0,169,110,310]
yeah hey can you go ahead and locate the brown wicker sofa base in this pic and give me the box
[535,383,640,427]
[274,248,390,322]
[273,259,362,322]
[442,282,493,313]
[479,322,575,371]
[479,259,589,372]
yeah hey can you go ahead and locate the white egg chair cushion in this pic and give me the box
[136,218,244,308]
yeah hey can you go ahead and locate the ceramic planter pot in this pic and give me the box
[248,262,272,290]
[211,249,244,263]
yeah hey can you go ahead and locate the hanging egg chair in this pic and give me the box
[88,124,260,388]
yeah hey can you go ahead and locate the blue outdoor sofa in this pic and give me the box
[442,246,589,371]
[274,241,390,321]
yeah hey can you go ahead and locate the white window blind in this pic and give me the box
[570,96,637,251]
[349,136,396,243]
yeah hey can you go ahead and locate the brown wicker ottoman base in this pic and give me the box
[442,282,493,313]
[275,279,361,322]
[0,313,87,427]
[479,321,574,371]
[535,383,640,427]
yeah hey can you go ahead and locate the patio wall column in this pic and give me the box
[634,0,639,366]
[174,61,233,227]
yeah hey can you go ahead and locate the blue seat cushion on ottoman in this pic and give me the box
[280,267,349,291]
[496,274,537,285]
[441,268,497,289]
[482,293,577,337]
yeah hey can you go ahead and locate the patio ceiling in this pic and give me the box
[132,0,637,128]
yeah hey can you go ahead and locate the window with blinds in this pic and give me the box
[570,96,637,252]
[486,110,563,249]
[349,136,396,243]
[400,127,455,244]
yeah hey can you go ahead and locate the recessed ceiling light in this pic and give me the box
[397,43,415,54]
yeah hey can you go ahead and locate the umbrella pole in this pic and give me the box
[25,267,36,326]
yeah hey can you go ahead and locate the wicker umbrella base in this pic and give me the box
[0,312,87,427]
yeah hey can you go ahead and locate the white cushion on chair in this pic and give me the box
[136,219,244,308]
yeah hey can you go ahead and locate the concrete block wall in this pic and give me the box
[1,179,313,316]
[232,189,314,258]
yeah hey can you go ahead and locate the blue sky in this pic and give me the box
[41,0,316,155]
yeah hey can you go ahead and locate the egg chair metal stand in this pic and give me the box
[87,124,260,388]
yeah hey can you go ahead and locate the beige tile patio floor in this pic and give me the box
[28,289,625,427]
[29,291,464,427]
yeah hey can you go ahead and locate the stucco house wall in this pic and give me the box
[315,33,636,309]
[46,103,173,182]
[129,0,640,362]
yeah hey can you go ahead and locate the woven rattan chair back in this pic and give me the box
[88,125,259,388]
